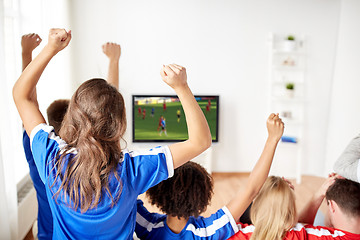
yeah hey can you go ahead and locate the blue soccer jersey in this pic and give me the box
[30,123,174,240]
[23,130,53,240]
[135,199,239,240]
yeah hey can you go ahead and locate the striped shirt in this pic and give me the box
[135,199,238,239]
[228,222,360,240]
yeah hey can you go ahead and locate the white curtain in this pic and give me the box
[0,0,71,238]
[0,1,19,239]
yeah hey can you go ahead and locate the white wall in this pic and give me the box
[325,0,360,174]
[67,0,343,176]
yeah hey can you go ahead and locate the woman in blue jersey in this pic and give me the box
[12,28,212,239]
[135,113,284,239]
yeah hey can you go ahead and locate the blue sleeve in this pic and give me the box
[135,199,166,239]
[125,146,174,194]
[187,206,239,239]
[30,124,65,183]
[22,130,33,162]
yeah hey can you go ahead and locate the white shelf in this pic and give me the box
[271,96,304,103]
[272,66,305,72]
[272,49,306,55]
[268,33,306,184]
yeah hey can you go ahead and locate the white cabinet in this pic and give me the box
[268,33,306,183]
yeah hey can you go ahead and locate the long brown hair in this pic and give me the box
[250,176,297,240]
[53,78,126,212]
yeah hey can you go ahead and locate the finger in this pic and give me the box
[171,64,184,70]
[57,29,68,42]
[65,30,72,45]
[163,65,176,76]
[168,64,180,74]
[160,65,167,78]
[61,30,71,46]
[36,37,42,45]
[282,177,295,190]
[268,113,276,119]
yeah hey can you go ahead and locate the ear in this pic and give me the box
[328,200,336,213]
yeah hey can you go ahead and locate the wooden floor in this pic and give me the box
[24,173,327,240]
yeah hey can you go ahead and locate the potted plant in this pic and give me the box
[287,35,295,41]
[285,82,295,98]
[283,35,297,51]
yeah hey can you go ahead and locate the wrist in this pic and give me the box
[43,44,59,56]
[266,136,280,145]
[109,58,120,64]
[173,84,191,96]
[22,51,32,57]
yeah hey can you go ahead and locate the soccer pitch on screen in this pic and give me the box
[132,95,219,142]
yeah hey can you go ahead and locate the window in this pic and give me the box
[2,0,70,184]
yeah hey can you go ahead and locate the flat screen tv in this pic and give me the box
[132,95,219,142]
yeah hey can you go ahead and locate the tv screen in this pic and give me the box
[132,95,219,142]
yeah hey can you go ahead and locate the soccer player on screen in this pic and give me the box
[160,117,167,136]
[157,115,163,131]
[163,100,167,112]
[142,108,146,120]
[177,109,181,123]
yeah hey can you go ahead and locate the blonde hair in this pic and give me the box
[250,176,297,240]
[52,79,127,212]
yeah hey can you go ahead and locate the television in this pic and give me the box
[132,95,219,142]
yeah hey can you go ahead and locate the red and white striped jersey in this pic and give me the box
[228,223,360,240]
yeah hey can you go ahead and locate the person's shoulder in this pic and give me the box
[124,146,169,159]
[30,123,67,149]
[289,224,359,238]
[187,207,238,232]
[136,202,167,234]
[228,223,253,240]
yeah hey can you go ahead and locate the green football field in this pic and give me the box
[134,100,218,141]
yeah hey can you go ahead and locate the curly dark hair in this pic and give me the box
[146,161,213,219]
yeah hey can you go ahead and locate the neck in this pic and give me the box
[334,215,360,234]
[166,216,189,234]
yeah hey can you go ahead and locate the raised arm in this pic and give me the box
[102,42,121,89]
[161,64,212,169]
[298,173,338,225]
[334,134,360,183]
[13,28,71,136]
[226,113,284,221]
[22,33,42,71]
[21,33,42,106]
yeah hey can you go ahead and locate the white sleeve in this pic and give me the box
[334,134,360,183]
